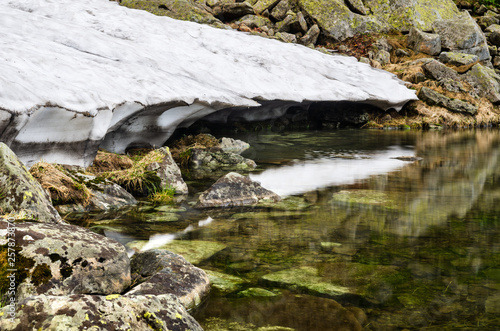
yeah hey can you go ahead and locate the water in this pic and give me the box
[76,129,500,330]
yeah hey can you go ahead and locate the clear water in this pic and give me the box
[76,129,500,330]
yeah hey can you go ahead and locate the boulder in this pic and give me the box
[126,249,210,310]
[218,137,250,154]
[346,0,368,15]
[465,63,500,103]
[197,172,281,208]
[476,15,499,30]
[407,28,441,56]
[486,24,500,47]
[422,59,460,81]
[432,12,490,61]
[189,148,257,170]
[438,51,479,66]
[120,0,220,24]
[276,31,297,43]
[0,294,202,331]
[0,143,62,223]
[253,0,280,14]
[0,219,131,301]
[221,1,255,20]
[270,0,290,21]
[299,24,320,45]
[235,14,273,29]
[146,147,189,195]
[417,87,477,115]
[374,49,391,66]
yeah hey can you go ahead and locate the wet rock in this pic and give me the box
[238,287,278,297]
[465,63,500,103]
[197,172,281,208]
[407,28,442,56]
[218,137,250,154]
[432,12,490,61]
[189,148,256,171]
[418,87,477,115]
[146,147,188,195]
[205,269,249,294]
[0,219,130,302]
[299,24,320,45]
[422,59,460,81]
[0,143,62,223]
[221,1,255,20]
[438,51,479,66]
[485,293,500,314]
[0,293,202,331]
[127,249,210,309]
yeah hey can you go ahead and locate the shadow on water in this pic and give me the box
[70,129,500,330]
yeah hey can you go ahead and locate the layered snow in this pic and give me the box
[0,0,417,166]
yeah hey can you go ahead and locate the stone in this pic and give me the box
[189,148,256,173]
[299,24,320,45]
[0,143,62,223]
[438,51,479,66]
[221,1,255,20]
[345,0,367,15]
[374,49,391,65]
[237,287,277,297]
[486,24,500,47]
[121,0,220,24]
[146,147,188,195]
[465,63,500,103]
[197,172,281,208]
[417,87,477,115]
[218,137,250,154]
[485,293,500,314]
[275,31,297,43]
[476,15,499,30]
[0,219,131,302]
[270,0,290,21]
[407,27,442,56]
[276,13,296,32]
[422,59,460,81]
[127,249,210,309]
[0,294,202,331]
[235,14,273,29]
[489,45,498,56]
[253,0,280,14]
[432,12,490,61]
[374,37,392,52]
[395,48,410,57]
[205,269,249,294]
[296,11,309,33]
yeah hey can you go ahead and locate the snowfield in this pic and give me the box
[0,0,417,166]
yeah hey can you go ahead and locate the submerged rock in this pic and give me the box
[197,172,281,208]
[127,249,210,310]
[0,293,202,331]
[0,219,131,302]
[0,143,62,223]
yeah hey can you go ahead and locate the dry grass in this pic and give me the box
[30,162,92,206]
[169,133,220,167]
[87,150,134,174]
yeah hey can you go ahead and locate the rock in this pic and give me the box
[299,24,320,45]
[395,48,410,57]
[477,4,488,15]
[253,0,280,14]
[197,172,281,208]
[127,249,210,310]
[146,147,188,195]
[374,37,392,52]
[237,287,277,297]
[221,1,255,20]
[0,0,418,167]
[345,0,367,15]
[432,12,490,61]
[276,13,296,32]
[121,0,220,24]
[235,14,273,29]
[275,31,297,43]
[270,0,290,21]
[485,293,500,314]
[0,143,62,223]
[438,52,479,66]
[417,87,477,115]
[0,294,202,331]
[189,148,256,171]
[218,137,250,154]
[490,45,498,56]
[407,28,442,56]
[465,63,500,103]
[476,15,499,30]
[422,59,460,81]
[0,219,131,302]
[205,269,249,294]
[296,11,308,33]
[486,24,500,47]
[374,49,391,66]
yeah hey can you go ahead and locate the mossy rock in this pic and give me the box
[237,287,278,297]
[204,269,249,294]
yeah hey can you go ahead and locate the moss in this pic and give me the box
[31,264,52,286]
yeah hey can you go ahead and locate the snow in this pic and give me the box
[0,0,417,166]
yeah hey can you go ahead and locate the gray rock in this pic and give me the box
[275,31,297,43]
[407,28,441,55]
[276,13,296,32]
[0,219,131,302]
[235,14,273,29]
[146,147,188,195]
[486,24,500,46]
[221,1,255,20]
[253,0,280,14]
[345,0,367,15]
[418,87,477,115]
[374,49,391,66]
[197,172,280,208]
[189,148,256,170]
[127,249,210,310]
[476,15,499,30]
[374,37,392,52]
[296,11,308,33]
[439,52,479,66]
[219,137,250,154]
[270,0,290,21]
[455,43,492,61]
[300,24,320,45]
[465,63,500,103]
[476,4,488,15]
[422,59,460,81]
[439,78,465,93]
[0,293,202,331]
[0,143,62,223]
[489,45,498,56]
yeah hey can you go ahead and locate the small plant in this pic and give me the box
[149,186,176,204]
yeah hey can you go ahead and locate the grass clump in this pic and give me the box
[169,133,219,167]
[30,162,92,206]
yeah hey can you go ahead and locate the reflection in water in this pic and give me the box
[249,146,415,196]
[79,129,500,330]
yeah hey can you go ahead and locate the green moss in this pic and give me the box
[31,264,52,286]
